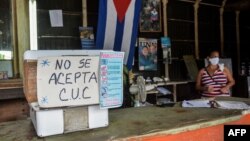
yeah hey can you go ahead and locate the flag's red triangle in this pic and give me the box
[113,0,131,23]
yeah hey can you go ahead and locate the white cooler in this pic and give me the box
[30,102,108,137]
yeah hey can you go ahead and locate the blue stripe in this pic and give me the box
[127,0,141,70]
[113,20,125,51]
[95,0,107,49]
[81,41,95,44]
[82,43,95,45]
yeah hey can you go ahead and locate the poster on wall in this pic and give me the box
[37,56,99,108]
[99,51,124,109]
[140,0,161,32]
[49,10,63,27]
[161,36,172,63]
[161,37,171,48]
[138,38,157,71]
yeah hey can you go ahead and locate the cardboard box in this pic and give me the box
[23,50,103,104]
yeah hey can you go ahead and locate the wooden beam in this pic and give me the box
[162,0,168,36]
[220,0,227,57]
[178,0,220,7]
[194,0,200,59]
[82,0,87,26]
[11,0,20,78]
[162,0,170,80]
[236,11,240,75]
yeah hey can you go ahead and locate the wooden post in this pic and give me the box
[194,0,200,59]
[236,11,240,75]
[11,0,19,77]
[82,0,87,26]
[220,0,227,57]
[29,0,37,50]
[17,0,30,78]
[162,0,170,80]
[162,0,168,36]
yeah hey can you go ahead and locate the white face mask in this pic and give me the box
[209,57,219,65]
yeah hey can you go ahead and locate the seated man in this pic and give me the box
[195,50,235,97]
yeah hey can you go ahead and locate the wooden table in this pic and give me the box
[0,97,250,141]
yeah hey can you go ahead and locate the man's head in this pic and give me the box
[149,44,157,54]
[142,46,149,56]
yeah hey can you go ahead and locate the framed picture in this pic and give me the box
[140,0,162,32]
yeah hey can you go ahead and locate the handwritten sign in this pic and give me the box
[99,52,124,109]
[37,56,99,108]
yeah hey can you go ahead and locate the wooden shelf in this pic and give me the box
[0,79,24,100]
[0,79,23,89]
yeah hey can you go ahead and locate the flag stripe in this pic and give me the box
[113,19,125,51]
[127,0,141,69]
[96,0,107,49]
[103,0,117,50]
[121,0,135,64]
[96,0,141,70]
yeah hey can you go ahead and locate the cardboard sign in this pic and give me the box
[37,56,99,108]
[99,52,124,109]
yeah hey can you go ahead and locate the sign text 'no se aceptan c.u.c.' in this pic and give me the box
[37,56,99,108]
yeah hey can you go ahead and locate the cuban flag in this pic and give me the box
[96,0,142,70]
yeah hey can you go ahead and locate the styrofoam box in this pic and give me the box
[30,102,108,137]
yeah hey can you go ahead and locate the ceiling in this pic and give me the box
[187,0,250,11]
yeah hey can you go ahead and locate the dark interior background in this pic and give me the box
[35,0,250,104]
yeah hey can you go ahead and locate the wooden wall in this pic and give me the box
[2,0,250,103]
[0,99,29,122]
[9,0,249,80]
[16,0,30,78]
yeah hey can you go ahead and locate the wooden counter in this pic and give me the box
[0,97,250,141]
[0,79,29,122]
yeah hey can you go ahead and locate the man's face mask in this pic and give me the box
[209,57,219,65]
